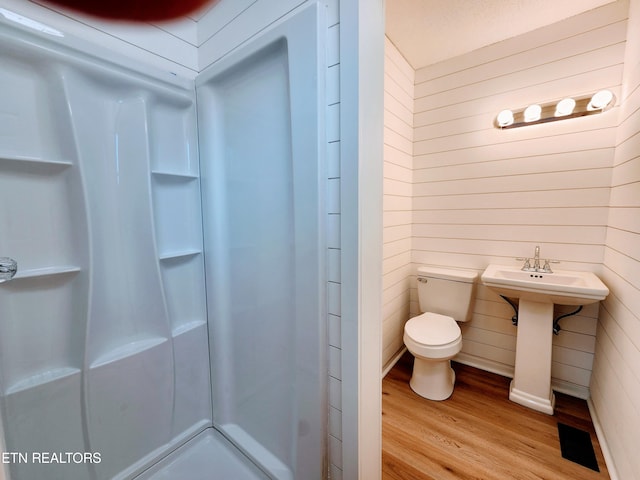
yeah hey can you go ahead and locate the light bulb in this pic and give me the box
[524,104,541,122]
[496,109,514,127]
[555,98,576,117]
[588,90,614,110]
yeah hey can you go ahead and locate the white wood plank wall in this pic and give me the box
[410,1,628,395]
[591,0,640,477]
[383,37,414,369]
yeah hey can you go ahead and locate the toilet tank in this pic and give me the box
[417,266,478,322]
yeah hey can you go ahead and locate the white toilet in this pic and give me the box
[403,266,477,400]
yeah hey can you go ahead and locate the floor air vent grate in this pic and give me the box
[557,423,599,472]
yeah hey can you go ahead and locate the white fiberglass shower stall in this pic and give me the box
[0,3,325,479]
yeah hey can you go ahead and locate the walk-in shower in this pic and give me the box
[0,3,325,479]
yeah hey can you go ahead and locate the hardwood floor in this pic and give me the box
[382,352,610,480]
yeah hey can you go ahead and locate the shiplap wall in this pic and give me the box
[409,1,627,396]
[591,0,640,477]
[382,38,414,369]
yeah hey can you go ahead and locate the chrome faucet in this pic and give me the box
[533,245,541,271]
[517,246,558,273]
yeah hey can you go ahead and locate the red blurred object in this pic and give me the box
[41,0,215,21]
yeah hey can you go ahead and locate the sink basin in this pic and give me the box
[481,263,609,305]
[481,263,609,415]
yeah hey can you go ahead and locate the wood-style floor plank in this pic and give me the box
[382,353,610,480]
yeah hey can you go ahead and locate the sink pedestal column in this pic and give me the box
[509,299,555,415]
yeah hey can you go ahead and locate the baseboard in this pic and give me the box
[587,398,620,480]
[382,347,407,379]
[454,352,514,379]
[454,353,591,400]
[552,379,590,401]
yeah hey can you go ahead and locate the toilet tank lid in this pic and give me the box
[417,266,478,283]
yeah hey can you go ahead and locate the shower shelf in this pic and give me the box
[159,250,202,261]
[0,154,73,168]
[90,337,169,369]
[4,367,81,396]
[10,265,81,281]
[172,319,206,337]
[151,170,199,180]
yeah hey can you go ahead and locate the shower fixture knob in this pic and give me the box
[0,257,17,283]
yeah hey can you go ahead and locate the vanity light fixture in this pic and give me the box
[495,89,615,129]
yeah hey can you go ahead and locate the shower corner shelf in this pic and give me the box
[151,170,199,181]
[172,319,207,338]
[4,366,82,396]
[0,153,73,168]
[159,249,202,261]
[89,337,169,369]
[10,265,81,281]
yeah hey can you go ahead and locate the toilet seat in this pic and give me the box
[405,312,460,346]
[404,312,462,360]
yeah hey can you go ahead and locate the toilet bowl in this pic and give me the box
[404,312,462,400]
[403,266,477,401]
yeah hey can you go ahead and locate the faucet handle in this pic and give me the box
[541,259,560,273]
[516,257,532,271]
[0,257,18,283]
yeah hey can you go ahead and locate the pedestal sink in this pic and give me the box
[481,264,609,414]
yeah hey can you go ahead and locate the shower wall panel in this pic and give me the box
[197,4,325,479]
[0,21,209,480]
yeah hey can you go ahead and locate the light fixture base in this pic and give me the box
[495,90,615,129]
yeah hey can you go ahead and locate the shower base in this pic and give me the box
[136,428,268,480]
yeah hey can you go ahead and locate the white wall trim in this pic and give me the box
[587,398,620,480]
[382,347,407,378]
[339,0,385,478]
[551,379,591,401]
[454,352,514,379]
[455,352,591,400]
